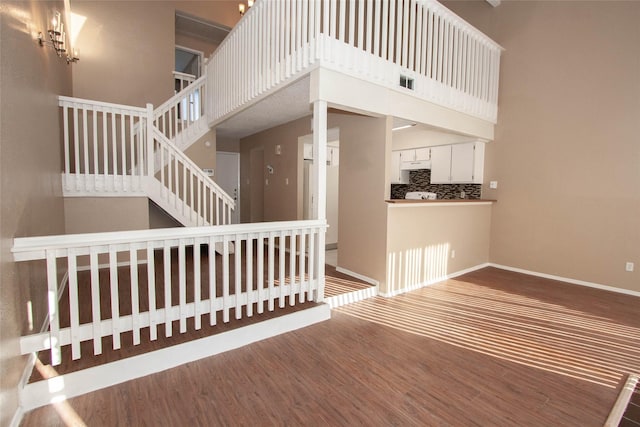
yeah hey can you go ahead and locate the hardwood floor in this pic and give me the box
[21,267,640,426]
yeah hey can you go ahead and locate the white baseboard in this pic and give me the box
[379,263,491,298]
[19,304,331,412]
[335,266,379,286]
[489,264,640,298]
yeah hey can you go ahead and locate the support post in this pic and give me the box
[312,100,327,302]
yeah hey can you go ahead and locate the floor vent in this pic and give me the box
[606,374,640,427]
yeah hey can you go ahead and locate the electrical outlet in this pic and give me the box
[451,250,456,259]
[489,181,498,189]
[626,262,634,272]
[285,178,289,185]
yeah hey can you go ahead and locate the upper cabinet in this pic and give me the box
[391,151,410,184]
[430,142,485,184]
[399,147,431,170]
[303,143,339,166]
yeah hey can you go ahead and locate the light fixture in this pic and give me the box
[239,0,254,16]
[38,10,79,64]
[392,123,416,131]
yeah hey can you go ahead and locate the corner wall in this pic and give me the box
[445,1,640,293]
[0,1,71,423]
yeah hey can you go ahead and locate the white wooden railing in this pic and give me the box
[151,128,233,226]
[207,0,502,124]
[59,96,234,226]
[13,220,327,365]
[173,71,196,93]
[154,75,208,148]
[59,96,150,194]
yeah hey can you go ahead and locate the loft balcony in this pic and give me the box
[207,0,502,140]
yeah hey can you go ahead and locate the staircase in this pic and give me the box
[59,77,234,228]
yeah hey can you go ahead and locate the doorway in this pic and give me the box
[300,129,340,263]
[215,152,240,224]
[175,45,203,79]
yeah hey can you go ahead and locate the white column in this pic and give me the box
[312,100,327,302]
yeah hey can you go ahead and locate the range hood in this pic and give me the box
[400,160,431,170]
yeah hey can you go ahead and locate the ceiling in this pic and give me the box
[215,76,314,139]
[175,11,230,45]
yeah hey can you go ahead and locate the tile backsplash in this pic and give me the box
[391,169,482,200]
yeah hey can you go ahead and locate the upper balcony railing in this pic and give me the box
[207,0,502,125]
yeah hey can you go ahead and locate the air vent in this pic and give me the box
[399,75,415,90]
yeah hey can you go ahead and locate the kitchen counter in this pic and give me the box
[386,199,496,205]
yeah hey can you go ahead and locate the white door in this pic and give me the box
[215,152,240,224]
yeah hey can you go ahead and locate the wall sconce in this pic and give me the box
[38,10,79,64]
[239,0,254,16]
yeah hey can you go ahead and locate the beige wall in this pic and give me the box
[64,198,150,233]
[71,1,239,107]
[240,117,311,222]
[240,112,391,282]
[0,1,71,423]
[71,1,175,106]
[444,1,640,292]
[184,130,217,170]
[385,204,492,295]
[333,114,391,283]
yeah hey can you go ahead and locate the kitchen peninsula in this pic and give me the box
[382,198,494,296]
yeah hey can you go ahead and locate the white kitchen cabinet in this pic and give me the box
[430,142,484,184]
[415,147,431,161]
[303,143,313,160]
[399,147,431,170]
[304,143,339,166]
[391,151,409,184]
[399,147,430,162]
[327,146,339,166]
[429,145,452,183]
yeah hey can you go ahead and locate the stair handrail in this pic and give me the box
[153,75,207,142]
[58,94,235,225]
[151,126,236,211]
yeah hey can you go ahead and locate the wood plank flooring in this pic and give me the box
[21,267,640,426]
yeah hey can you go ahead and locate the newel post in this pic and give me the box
[146,103,154,177]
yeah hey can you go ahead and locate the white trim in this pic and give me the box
[19,304,331,411]
[605,374,639,427]
[335,266,379,286]
[489,264,640,298]
[9,405,24,427]
[379,263,491,297]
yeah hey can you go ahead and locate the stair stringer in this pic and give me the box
[173,116,210,152]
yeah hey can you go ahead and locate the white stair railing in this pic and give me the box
[59,96,235,226]
[207,0,502,125]
[154,75,208,149]
[12,220,327,365]
[59,96,149,194]
[150,127,234,226]
[173,71,196,93]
